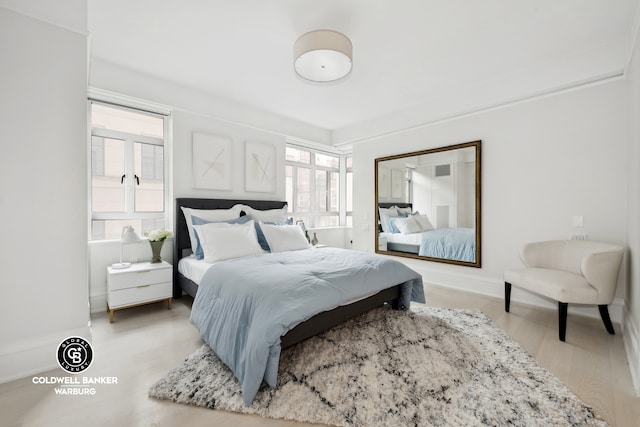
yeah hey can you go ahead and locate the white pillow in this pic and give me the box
[258,222,310,253]
[392,216,422,234]
[181,205,243,253]
[412,214,434,231]
[394,206,413,215]
[238,205,289,223]
[193,220,264,262]
[378,207,398,233]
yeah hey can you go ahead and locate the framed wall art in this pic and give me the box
[192,132,233,191]
[245,140,275,193]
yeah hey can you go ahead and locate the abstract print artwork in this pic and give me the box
[245,141,275,193]
[192,132,233,191]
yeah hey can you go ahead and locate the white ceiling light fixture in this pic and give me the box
[294,30,353,83]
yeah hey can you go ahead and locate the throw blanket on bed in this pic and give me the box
[419,228,476,262]
[190,247,424,406]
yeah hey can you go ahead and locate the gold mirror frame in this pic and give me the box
[374,140,481,267]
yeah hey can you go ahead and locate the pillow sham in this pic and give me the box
[238,205,289,223]
[191,215,253,259]
[394,206,413,215]
[181,205,243,253]
[258,222,310,253]
[252,218,294,251]
[412,214,434,231]
[378,207,398,234]
[392,216,422,234]
[193,220,264,263]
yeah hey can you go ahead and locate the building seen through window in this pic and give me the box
[90,102,167,240]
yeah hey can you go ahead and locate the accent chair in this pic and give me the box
[504,240,624,342]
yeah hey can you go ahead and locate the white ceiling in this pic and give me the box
[87,0,636,144]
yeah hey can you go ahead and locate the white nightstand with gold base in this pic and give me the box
[106,261,172,323]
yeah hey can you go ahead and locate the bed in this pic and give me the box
[378,202,476,262]
[173,198,425,405]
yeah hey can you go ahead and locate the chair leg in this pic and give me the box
[504,282,512,312]
[558,302,568,342]
[598,305,615,335]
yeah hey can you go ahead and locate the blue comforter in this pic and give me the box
[419,228,476,262]
[190,247,424,405]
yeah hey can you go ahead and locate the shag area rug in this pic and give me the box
[149,305,607,426]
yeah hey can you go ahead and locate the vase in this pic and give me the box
[311,233,318,245]
[150,240,163,263]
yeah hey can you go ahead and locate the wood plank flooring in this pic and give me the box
[1,284,639,427]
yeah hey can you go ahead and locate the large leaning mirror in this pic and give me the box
[375,140,481,267]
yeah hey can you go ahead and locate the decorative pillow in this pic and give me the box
[394,206,413,215]
[390,218,402,234]
[393,216,422,234]
[253,217,294,251]
[258,222,310,253]
[238,205,289,223]
[412,214,434,231]
[193,220,264,263]
[378,207,398,233]
[181,205,243,253]
[191,215,253,260]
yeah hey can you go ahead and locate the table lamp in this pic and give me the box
[112,225,140,269]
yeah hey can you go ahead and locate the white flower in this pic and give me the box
[145,228,173,242]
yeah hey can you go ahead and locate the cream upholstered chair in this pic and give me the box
[504,240,624,341]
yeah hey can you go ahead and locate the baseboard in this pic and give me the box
[90,292,107,314]
[623,307,640,397]
[0,325,92,384]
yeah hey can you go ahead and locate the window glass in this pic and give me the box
[91,136,125,212]
[90,102,167,241]
[91,103,163,138]
[134,142,164,212]
[346,171,353,212]
[285,145,349,228]
[286,146,311,164]
[296,167,311,212]
[315,152,339,168]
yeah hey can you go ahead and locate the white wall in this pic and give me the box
[87,62,340,312]
[353,79,628,322]
[624,3,640,395]
[0,7,89,382]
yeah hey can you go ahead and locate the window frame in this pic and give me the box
[87,95,172,242]
[285,144,351,228]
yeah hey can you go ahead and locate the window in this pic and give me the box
[90,102,169,240]
[286,146,350,228]
[345,156,353,226]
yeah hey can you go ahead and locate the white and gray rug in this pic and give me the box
[149,305,607,426]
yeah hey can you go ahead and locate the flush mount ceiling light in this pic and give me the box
[294,30,352,82]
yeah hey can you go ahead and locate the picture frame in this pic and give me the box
[378,166,390,198]
[391,168,403,198]
[192,132,232,191]
[245,141,275,193]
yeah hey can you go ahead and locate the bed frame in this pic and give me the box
[378,202,420,254]
[174,197,402,349]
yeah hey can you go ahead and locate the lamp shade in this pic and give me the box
[121,226,141,244]
[112,226,141,269]
[294,30,352,82]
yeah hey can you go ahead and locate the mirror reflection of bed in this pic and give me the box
[375,140,481,268]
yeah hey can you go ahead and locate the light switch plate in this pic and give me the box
[572,215,584,228]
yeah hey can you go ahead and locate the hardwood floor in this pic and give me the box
[2,284,639,427]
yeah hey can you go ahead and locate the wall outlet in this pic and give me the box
[570,232,587,241]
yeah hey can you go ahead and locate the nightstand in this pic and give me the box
[106,261,172,323]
